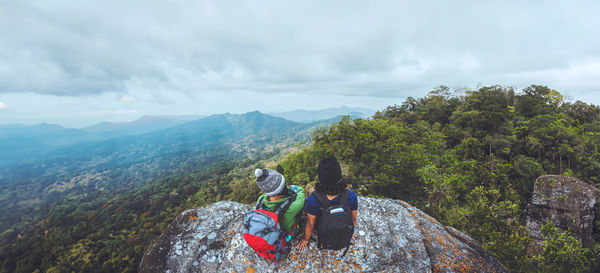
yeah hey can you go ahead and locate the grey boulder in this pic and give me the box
[526,175,598,254]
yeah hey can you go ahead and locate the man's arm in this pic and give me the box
[297,213,316,251]
[351,209,358,240]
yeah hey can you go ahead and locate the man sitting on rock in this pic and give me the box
[255,168,305,237]
[297,156,358,251]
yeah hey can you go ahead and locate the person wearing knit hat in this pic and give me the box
[255,168,287,196]
[254,168,305,236]
[297,156,359,251]
[315,156,344,194]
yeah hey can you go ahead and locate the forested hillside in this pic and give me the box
[269,85,600,272]
[0,112,331,273]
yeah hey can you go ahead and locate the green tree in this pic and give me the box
[531,221,590,273]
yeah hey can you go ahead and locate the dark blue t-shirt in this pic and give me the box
[305,189,358,216]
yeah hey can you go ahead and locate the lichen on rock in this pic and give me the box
[525,175,598,254]
[140,197,506,273]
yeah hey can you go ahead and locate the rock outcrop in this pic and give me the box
[526,175,598,254]
[140,197,506,273]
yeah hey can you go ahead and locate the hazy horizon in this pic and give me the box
[0,105,376,128]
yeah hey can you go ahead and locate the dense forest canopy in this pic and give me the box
[277,85,600,272]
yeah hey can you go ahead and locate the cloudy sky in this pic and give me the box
[1,1,599,127]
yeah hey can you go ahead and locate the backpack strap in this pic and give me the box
[341,241,353,257]
[313,191,331,209]
[255,195,267,210]
[314,189,349,209]
[338,189,350,207]
[273,192,297,219]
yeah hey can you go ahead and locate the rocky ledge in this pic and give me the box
[140,197,506,273]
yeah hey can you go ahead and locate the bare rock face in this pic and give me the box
[140,197,506,273]
[526,175,598,254]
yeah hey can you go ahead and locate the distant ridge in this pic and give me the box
[83,115,203,132]
[269,106,374,123]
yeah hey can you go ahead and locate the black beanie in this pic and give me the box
[317,156,343,185]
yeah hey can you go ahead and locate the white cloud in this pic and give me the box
[493,59,600,97]
[118,95,136,103]
[0,0,598,99]
[0,102,7,109]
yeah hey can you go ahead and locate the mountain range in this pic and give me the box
[0,107,370,168]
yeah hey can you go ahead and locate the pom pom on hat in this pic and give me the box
[255,168,263,177]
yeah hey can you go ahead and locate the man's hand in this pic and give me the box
[296,238,309,251]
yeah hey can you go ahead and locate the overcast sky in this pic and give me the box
[1,0,599,127]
